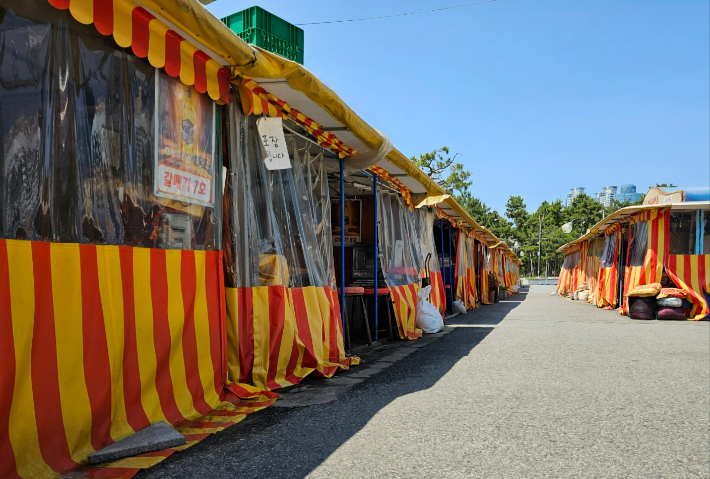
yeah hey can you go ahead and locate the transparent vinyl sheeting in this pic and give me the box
[377,190,422,287]
[224,97,335,289]
[0,1,220,248]
[416,208,441,273]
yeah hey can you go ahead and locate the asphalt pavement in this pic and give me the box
[139,286,710,479]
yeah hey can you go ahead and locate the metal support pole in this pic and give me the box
[537,214,542,278]
[448,223,454,311]
[439,219,447,313]
[695,210,703,254]
[373,176,379,340]
[339,158,345,332]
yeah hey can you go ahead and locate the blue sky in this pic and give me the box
[208,0,710,214]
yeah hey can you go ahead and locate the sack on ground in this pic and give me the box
[656,306,686,320]
[627,283,662,297]
[453,300,467,315]
[657,288,687,299]
[656,297,683,308]
[417,285,432,302]
[417,297,444,333]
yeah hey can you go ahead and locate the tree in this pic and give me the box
[411,147,471,195]
[565,193,606,238]
[505,195,528,232]
[654,183,678,188]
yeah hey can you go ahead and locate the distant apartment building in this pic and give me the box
[614,184,643,204]
[594,185,617,207]
[566,187,585,207]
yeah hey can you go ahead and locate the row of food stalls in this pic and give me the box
[0,0,520,477]
[555,187,709,320]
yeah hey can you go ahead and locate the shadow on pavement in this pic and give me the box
[137,289,529,479]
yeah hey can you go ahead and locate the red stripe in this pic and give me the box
[291,288,318,369]
[217,252,227,395]
[150,249,186,424]
[119,247,151,431]
[193,50,210,93]
[695,256,706,317]
[649,215,659,282]
[47,0,70,9]
[265,286,285,390]
[237,288,254,384]
[283,298,303,385]
[93,0,114,35]
[79,245,113,451]
[164,31,183,78]
[326,288,340,364]
[218,67,231,103]
[0,241,20,479]
[179,250,212,415]
[204,251,224,399]
[131,7,154,59]
[83,467,141,478]
[30,242,76,473]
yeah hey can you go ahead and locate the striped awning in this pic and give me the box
[237,77,355,158]
[47,0,231,103]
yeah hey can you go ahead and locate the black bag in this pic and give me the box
[629,296,657,320]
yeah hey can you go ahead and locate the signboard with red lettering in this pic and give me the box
[332,199,361,247]
[155,72,215,207]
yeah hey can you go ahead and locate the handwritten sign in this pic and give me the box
[257,117,291,170]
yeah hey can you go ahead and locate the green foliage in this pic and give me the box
[653,183,678,188]
[411,147,472,196]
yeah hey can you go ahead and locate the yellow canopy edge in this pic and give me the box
[139,0,385,155]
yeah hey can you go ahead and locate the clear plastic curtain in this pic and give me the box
[416,207,441,273]
[377,190,422,287]
[225,98,334,289]
[0,3,219,248]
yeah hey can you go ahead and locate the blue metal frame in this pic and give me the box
[695,210,703,254]
[373,176,379,339]
[439,219,447,313]
[448,223,454,311]
[339,158,345,331]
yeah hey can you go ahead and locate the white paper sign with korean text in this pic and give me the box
[257,117,291,170]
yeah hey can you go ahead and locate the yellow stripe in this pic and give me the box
[69,0,93,24]
[272,290,299,388]
[51,244,94,461]
[180,41,198,86]
[132,248,165,423]
[6,242,55,478]
[164,250,199,420]
[112,0,134,49]
[193,251,221,407]
[302,287,325,372]
[147,18,169,69]
[205,59,222,101]
[251,287,270,389]
[97,245,133,442]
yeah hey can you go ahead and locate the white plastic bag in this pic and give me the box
[417,285,432,302]
[453,300,467,315]
[417,295,444,333]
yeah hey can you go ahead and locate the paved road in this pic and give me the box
[140,286,710,479]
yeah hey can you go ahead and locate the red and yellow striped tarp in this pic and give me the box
[454,232,478,311]
[480,267,491,304]
[429,271,446,317]
[47,0,230,103]
[0,239,275,479]
[237,78,355,158]
[368,166,414,209]
[666,255,710,320]
[225,286,351,390]
[621,208,669,315]
[556,245,580,296]
[389,284,422,340]
[596,228,622,310]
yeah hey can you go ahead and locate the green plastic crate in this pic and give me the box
[221,6,304,64]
